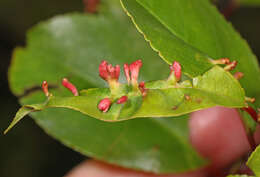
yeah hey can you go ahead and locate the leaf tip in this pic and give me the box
[3,121,17,135]
[3,128,10,135]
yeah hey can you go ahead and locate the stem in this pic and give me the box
[247,132,257,151]
[238,115,257,152]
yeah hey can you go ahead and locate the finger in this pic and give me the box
[190,106,254,172]
[65,160,207,177]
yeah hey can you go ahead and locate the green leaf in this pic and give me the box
[247,145,260,176]
[6,66,246,130]
[120,0,260,104]
[7,1,207,174]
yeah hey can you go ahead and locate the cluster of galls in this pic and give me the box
[98,60,141,112]
[40,59,155,113]
[97,59,183,112]
[41,58,259,123]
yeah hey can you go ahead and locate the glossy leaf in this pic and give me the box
[247,145,260,176]
[120,0,260,104]
[6,65,246,132]
[7,0,208,174]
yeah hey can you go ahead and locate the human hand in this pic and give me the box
[65,106,260,177]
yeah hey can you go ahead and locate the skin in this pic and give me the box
[65,106,260,177]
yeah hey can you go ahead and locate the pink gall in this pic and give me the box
[99,61,109,81]
[139,81,147,96]
[62,78,79,96]
[42,81,50,97]
[224,61,237,71]
[99,60,120,82]
[129,60,142,85]
[117,96,128,104]
[98,98,111,112]
[172,61,182,81]
[124,64,130,84]
[169,61,182,83]
[115,65,120,80]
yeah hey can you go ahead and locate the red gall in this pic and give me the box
[124,64,130,84]
[139,81,147,96]
[98,98,112,112]
[224,61,237,71]
[123,60,142,87]
[170,61,182,81]
[99,60,120,82]
[168,61,182,84]
[42,81,50,97]
[62,78,79,96]
[117,96,128,104]
[129,60,142,86]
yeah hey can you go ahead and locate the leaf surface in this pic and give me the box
[6,66,246,131]
[120,0,260,103]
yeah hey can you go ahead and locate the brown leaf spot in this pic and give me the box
[172,106,178,110]
[185,95,191,101]
[195,98,202,104]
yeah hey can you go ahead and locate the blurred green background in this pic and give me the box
[0,1,259,177]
